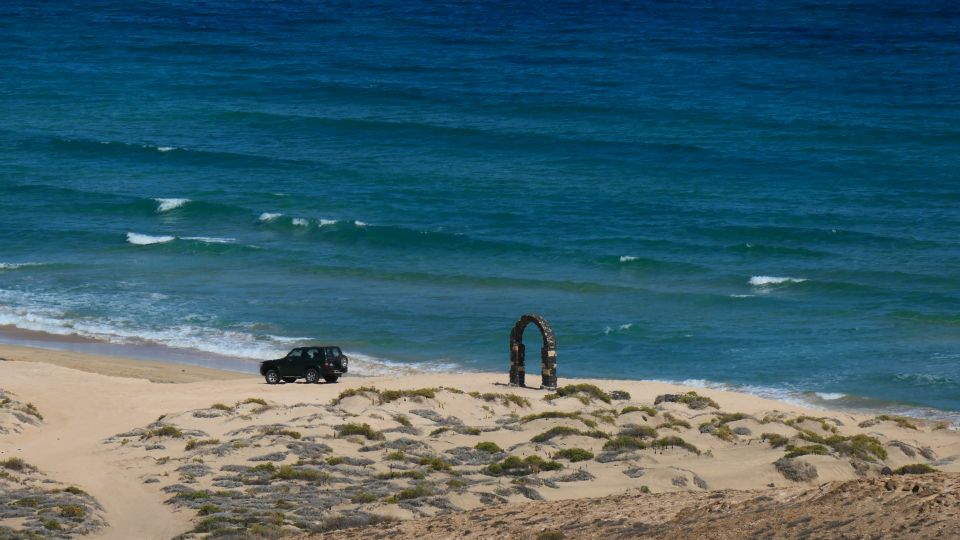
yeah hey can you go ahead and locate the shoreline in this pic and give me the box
[0,327,957,425]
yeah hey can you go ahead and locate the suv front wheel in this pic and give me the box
[304,368,320,384]
[264,369,280,385]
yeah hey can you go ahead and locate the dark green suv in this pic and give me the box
[259,346,348,384]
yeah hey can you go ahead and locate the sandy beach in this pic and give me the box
[1,346,958,539]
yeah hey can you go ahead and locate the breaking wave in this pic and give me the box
[155,198,190,212]
[126,232,175,245]
[749,275,807,286]
[127,233,236,245]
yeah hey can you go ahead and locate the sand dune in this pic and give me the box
[0,347,958,539]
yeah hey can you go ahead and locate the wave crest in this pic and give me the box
[749,275,807,286]
[155,198,190,212]
[126,232,175,245]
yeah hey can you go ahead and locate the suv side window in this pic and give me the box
[325,347,340,360]
[307,348,320,360]
[287,348,303,360]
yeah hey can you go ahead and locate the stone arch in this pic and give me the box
[509,314,557,389]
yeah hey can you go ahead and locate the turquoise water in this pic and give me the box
[1,1,959,417]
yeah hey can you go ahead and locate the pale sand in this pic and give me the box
[1,346,958,539]
[0,343,248,383]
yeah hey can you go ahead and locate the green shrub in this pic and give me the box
[176,490,211,501]
[652,436,700,455]
[712,424,735,442]
[473,392,531,408]
[761,433,789,448]
[785,415,837,434]
[486,455,562,476]
[350,491,377,504]
[877,415,918,430]
[621,405,657,416]
[22,403,42,420]
[379,388,437,403]
[603,436,646,451]
[392,414,412,427]
[715,412,749,424]
[185,438,220,451]
[144,425,183,439]
[336,423,384,441]
[331,386,380,404]
[211,403,233,411]
[830,434,887,461]
[326,456,347,465]
[475,441,503,454]
[261,427,301,439]
[395,482,433,501]
[272,465,329,482]
[893,464,937,475]
[590,411,617,424]
[250,463,276,473]
[197,504,220,516]
[536,531,565,540]
[619,425,657,439]
[63,486,87,496]
[240,398,268,406]
[0,457,27,471]
[640,485,651,494]
[419,456,452,471]
[784,444,829,458]
[670,391,719,410]
[554,448,594,462]
[42,519,62,531]
[531,426,607,443]
[447,478,467,489]
[657,414,692,431]
[375,470,426,480]
[545,384,612,404]
[521,411,581,423]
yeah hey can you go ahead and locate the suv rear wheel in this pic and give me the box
[304,368,320,384]
[264,369,280,384]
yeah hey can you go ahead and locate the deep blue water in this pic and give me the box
[1,1,959,416]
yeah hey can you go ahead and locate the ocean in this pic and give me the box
[1,1,959,418]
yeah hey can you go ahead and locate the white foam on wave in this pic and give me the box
[0,262,42,270]
[126,232,175,245]
[749,275,807,286]
[603,323,633,335]
[815,392,846,400]
[345,352,460,377]
[0,295,462,377]
[259,212,282,222]
[154,198,190,212]
[619,255,638,262]
[292,218,309,227]
[157,146,175,152]
[318,219,337,227]
[181,236,236,244]
[354,220,368,227]
[729,294,755,298]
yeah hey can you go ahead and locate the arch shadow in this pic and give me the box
[509,314,557,389]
